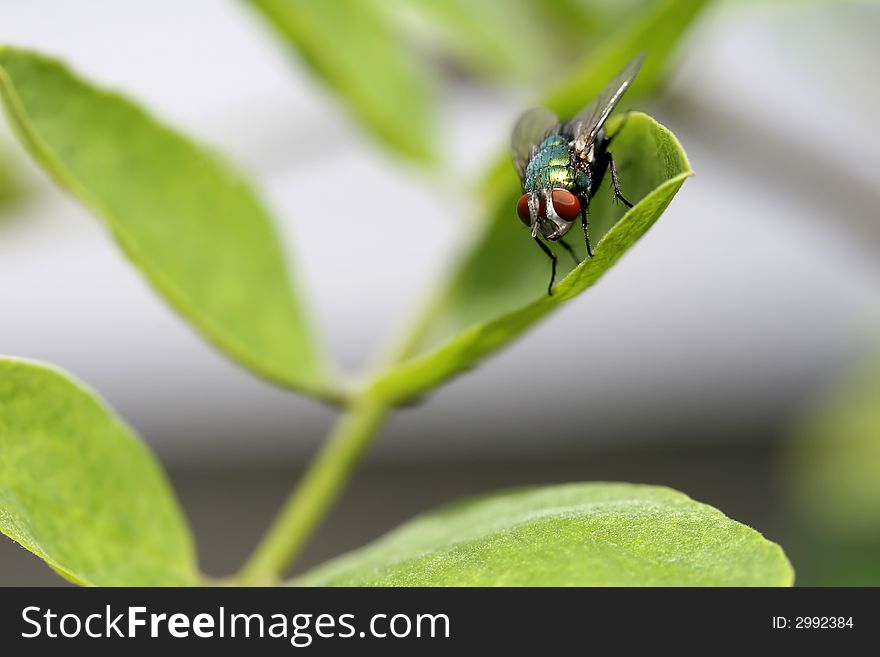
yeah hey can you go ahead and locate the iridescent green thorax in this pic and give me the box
[524,135,574,192]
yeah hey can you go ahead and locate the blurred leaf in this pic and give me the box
[248,0,434,162]
[541,0,709,113]
[383,0,559,81]
[0,145,18,207]
[533,0,655,64]
[790,536,880,587]
[0,357,196,586]
[789,356,880,540]
[368,113,691,403]
[786,356,880,585]
[385,1,703,86]
[0,47,337,401]
[293,483,793,586]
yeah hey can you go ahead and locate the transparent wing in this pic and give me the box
[511,107,559,179]
[563,53,644,155]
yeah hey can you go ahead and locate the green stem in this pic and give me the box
[238,399,389,585]
[238,270,441,585]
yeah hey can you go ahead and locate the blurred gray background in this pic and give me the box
[0,0,878,584]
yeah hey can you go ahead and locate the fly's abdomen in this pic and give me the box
[524,136,576,192]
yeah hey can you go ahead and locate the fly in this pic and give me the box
[511,53,644,295]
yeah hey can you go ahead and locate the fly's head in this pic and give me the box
[516,188,580,240]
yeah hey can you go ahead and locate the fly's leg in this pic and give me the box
[591,148,633,209]
[558,238,581,267]
[534,237,557,296]
[579,196,593,259]
[608,153,633,208]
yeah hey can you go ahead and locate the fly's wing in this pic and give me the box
[563,53,644,157]
[511,107,559,179]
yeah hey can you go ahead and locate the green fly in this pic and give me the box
[512,53,643,295]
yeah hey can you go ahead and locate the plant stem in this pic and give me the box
[238,269,442,585]
[238,399,389,585]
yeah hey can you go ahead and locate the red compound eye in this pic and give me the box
[516,194,532,225]
[518,190,580,225]
[551,189,580,221]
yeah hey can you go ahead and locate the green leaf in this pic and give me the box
[789,355,880,540]
[0,357,197,586]
[541,0,710,116]
[293,483,793,586]
[248,0,434,162]
[0,145,19,208]
[532,0,645,57]
[369,113,692,403]
[784,355,880,585]
[0,47,336,401]
[383,0,560,81]
[385,0,707,86]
